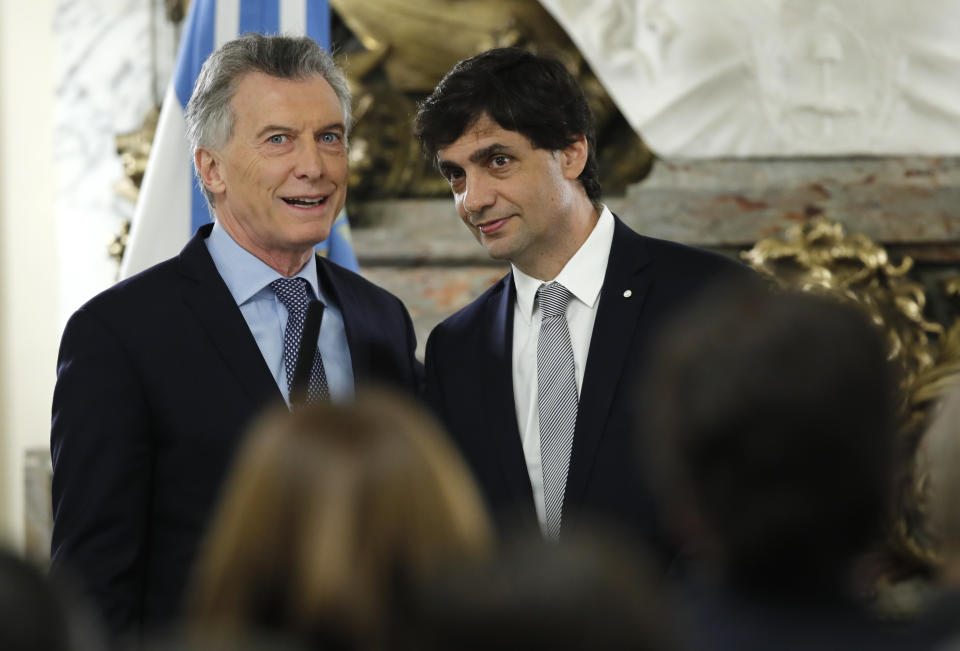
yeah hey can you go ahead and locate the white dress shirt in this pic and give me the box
[511,206,615,532]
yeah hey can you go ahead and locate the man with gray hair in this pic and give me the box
[50,34,420,637]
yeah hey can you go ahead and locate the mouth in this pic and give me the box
[282,195,328,208]
[476,216,511,235]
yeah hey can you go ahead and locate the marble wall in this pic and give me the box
[54,0,177,323]
[0,0,59,548]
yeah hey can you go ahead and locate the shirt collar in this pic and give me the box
[205,220,322,305]
[512,205,615,323]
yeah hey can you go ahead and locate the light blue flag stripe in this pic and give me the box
[173,0,215,108]
[306,0,330,46]
[168,0,356,270]
[240,0,279,35]
[327,214,359,269]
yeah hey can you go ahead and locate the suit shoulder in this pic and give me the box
[643,234,745,271]
[611,214,748,274]
[635,235,756,289]
[74,257,181,319]
[431,273,510,338]
[317,257,407,308]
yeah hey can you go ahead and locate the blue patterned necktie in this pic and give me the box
[269,278,329,404]
[536,281,578,541]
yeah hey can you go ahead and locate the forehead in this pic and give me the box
[437,114,533,162]
[229,71,343,128]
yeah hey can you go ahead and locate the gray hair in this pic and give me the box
[184,33,352,210]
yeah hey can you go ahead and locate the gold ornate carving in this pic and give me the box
[107,218,131,269]
[115,104,160,201]
[166,0,189,24]
[742,219,960,577]
[112,104,160,267]
[331,0,651,203]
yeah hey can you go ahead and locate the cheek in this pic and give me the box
[237,155,267,183]
[537,173,569,211]
[327,153,349,180]
[454,196,480,236]
[454,193,468,218]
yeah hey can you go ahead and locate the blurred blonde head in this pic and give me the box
[189,389,493,645]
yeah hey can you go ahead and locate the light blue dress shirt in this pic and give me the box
[205,221,355,405]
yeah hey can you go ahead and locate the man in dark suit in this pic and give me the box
[50,34,419,637]
[415,48,748,545]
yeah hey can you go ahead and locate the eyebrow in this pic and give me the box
[255,122,346,139]
[436,142,513,172]
[468,142,511,164]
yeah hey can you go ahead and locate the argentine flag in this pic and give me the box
[120,0,359,279]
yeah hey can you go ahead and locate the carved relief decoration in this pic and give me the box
[539,0,960,157]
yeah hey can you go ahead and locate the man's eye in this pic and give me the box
[267,134,287,144]
[320,133,341,144]
[444,168,464,182]
[491,155,510,167]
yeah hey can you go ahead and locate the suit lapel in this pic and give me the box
[564,218,652,507]
[483,274,536,505]
[315,257,369,384]
[177,224,282,403]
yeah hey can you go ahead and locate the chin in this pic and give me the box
[483,247,514,263]
[481,235,516,259]
[298,222,334,246]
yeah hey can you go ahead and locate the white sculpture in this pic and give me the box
[538,0,960,157]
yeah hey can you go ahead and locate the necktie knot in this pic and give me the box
[269,277,311,311]
[537,282,573,319]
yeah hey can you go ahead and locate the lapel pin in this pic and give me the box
[623,289,633,298]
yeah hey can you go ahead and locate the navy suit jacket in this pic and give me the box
[50,224,420,636]
[425,216,750,548]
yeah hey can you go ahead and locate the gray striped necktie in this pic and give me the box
[269,277,329,404]
[536,281,578,541]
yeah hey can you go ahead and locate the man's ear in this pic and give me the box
[196,148,226,195]
[560,134,588,180]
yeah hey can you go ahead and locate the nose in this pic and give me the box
[461,172,495,218]
[294,141,325,179]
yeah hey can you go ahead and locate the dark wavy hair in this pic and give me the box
[415,47,601,202]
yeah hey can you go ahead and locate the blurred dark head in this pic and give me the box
[415,47,601,203]
[639,285,897,596]
[0,550,69,651]
[400,532,680,651]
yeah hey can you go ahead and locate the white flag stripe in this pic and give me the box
[215,0,240,48]
[280,0,307,34]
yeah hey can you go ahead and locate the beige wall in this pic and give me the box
[0,0,59,549]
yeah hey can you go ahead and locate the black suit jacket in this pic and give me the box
[50,224,420,636]
[678,581,919,651]
[425,216,750,546]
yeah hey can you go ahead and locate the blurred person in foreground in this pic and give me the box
[0,549,72,651]
[188,389,493,650]
[51,34,420,638]
[399,531,681,651]
[639,285,914,651]
[415,46,751,547]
